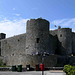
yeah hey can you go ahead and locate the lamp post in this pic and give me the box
[40,52,49,75]
[32,52,49,75]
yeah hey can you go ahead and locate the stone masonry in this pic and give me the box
[0,18,75,67]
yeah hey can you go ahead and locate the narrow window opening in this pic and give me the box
[11,53,15,56]
[0,48,1,56]
[60,34,62,37]
[18,39,20,41]
[36,38,40,43]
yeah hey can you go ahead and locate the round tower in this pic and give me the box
[25,18,50,55]
[72,32,75,56]
[57,28,72,55]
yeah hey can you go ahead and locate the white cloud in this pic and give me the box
[51,18,75,32]
[1,18,75,38]
[51,19,67,25]
[12,8,16,10]
[0,18,29,38]
[15,14,20,16]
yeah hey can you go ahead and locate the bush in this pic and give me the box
[63,65,75,75]
[63,65,72,73]
[0,59,7,67]
[0,59,3,66]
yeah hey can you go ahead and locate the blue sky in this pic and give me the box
[0,0,75,37]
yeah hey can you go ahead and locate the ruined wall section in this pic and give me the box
[57,28,72,55]
[1,33,26,57]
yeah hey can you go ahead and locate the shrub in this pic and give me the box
[0,59,7,67]
[0,59,3,66]
[63,65,75,75]
[63,65,72,73]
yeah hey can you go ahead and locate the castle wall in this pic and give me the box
[0,18,75,67]
[56,55,75,66]
[56,55,68,67]
[49,34,57,54]
[26,18,50,55]
[4,54,57,67]
[68,56,75,65]
[0,18,58,67]
[57,28,72,55]
[1,33,26,57]
[49,30,58,54]
[72,32,75,55]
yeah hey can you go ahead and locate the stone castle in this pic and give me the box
[0,18,75,67]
